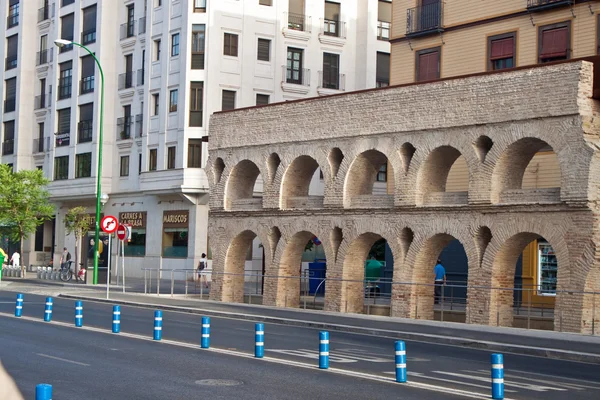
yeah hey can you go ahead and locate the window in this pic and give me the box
[36,122,45,152]
[286,47,303,84]
[154,39,161,61]
[259,0,272,5]
[35,224,44,252]
[377,0,392,40]
[138,153,142,174]
[54,156,69,180]
[162,210,189,258]
[62,0,75,6]
[119,105,132,139]
[2,121,15,156]
[169,89,178,112]
[171,33,180,56]
[58,61,73,99]
[189,82,203,127]
[81,5,97,45]
[167,146,176,169]
[126,5,135,37]
[8,0,19,28]
[222,90,236,111]
[56,108,71,147]
[152,93,159,116]
[191,24,206,69]
[538,22,570,63]
[324,1,340,37]
[256,94,270,106]
[120,156,130,177]
[194,0,206,12]
[75,153,92,178]
[376,164,387,182]
[149,149,157,171]
[120,212,147,256]
[322,52,340,89]
[488,33,515,71]
[38,34,49,65]
[80,55,95,94]
[6,34,18,70]
[376,52,390,87]
[224,33,239,57]
[416,47,440,82]
[60,13,74,52]
[257,38,271,62]
[188,139,202,168]
[155,0,162,7]
[78,103,93,143]
[4,78,16,113]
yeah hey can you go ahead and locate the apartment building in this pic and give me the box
[0,0,391,277]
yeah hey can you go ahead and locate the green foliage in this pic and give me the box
[0,165,54,251]
[368,239,387,261]
[64,207,92,239]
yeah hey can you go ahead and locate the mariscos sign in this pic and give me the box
[163,210,189,227]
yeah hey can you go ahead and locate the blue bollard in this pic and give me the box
[15,293,23,317]
[112,305,121,333]
[153,310,162,340]
[491,353,504,400]
[201,316,210,348]
[35,383,52,400]
[255,323,264,358]
[395,341,407,383]
[319,331,329,369]
[44,297,53,322]
[75,301,83,327]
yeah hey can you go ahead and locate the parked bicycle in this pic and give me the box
[59,261,86,283]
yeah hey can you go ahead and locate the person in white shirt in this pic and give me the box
[10,251,23,278]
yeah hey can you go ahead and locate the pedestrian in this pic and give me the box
[197,253,208,288]
[433,258,446,304]
[60,247,71,272]
[0,360,24,400]
[10,251,22,277]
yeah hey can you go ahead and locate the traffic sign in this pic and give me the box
[101,215,118,234]
[116,224,127,240]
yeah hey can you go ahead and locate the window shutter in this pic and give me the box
[378,1,392,23]
[257,39,270,61]
[81,55,95,77]
[61,13,75,41]
[490,37,514,60]
[80,103,93,121]
[325,2,340,20]
[5,78,16,98]
[83,5,97,30]
[256,94,269,106]
[9,0,19,6]
[418,51,439,82]
[540,27,568,59]
[222,90,235,111]
[58,108,71,133]
[7,35,18,57]
[376,52,390,82]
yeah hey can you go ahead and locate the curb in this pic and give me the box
[58,293,600,364]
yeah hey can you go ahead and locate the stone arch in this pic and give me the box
[328,147,344,178]
[224,160,263,210]
[221,230,257,303]
[213,157,225,184]
[415,145,468,206]
[280,155,323,209]
[473,135,493,163]
[267,226,281,261]
[343,149,394,208]
[399,142,416,174]
[267,152,281,183]
[490,137,562,204]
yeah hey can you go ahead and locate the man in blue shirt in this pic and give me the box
[433,259,446,304]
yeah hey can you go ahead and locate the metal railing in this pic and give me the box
[80,76,94,94]
[38,4,54,23]
[5,55,17,70]
[36,49,52,66]
[58,77,72,100]
[282,65,311,86]
[34,94,47,110]
[406,1,444,36]
[377,20,391,40]
[527,0,573,9]
[287,12,311,32]
[318,71,346,91]
[59,40,73,53]
[322,19,346,39]
[81,29,96,45]
[117,116,133,140]
[4,98,16,113]
[33,138,45,153]
[55,132,70,147]
[77,120,93,143]
[118,72,134,90]
[7,13,19,28]
[120,21,136,40]
[142,268,214,299]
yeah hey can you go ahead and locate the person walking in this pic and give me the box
[433,259,446,304]
[197,253,208,288]
[10,251,22,278]
[60,247,71,271]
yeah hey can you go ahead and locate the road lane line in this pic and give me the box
[36,353,90,366]
[433,371,567,392]
[383,371,518,393]
[470,369,600,390]
[1,312,507,400]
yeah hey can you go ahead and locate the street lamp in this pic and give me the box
[54,38,105,285]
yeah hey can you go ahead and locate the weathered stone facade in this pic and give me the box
[207,60,600,334]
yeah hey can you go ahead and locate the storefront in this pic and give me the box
[162,210,189,258]
[119,212,146,257]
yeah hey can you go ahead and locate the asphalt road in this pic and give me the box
[1,291,600,399]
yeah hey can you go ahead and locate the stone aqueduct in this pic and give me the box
[206,60,600,334]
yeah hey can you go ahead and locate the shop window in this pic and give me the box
[120,212,147,256]
[162,210,189,258]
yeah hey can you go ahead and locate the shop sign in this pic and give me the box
[119,211,147,228]
[163,210,189,228]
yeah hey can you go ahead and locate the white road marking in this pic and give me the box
[36,353,90,366]
[233,328,290,337]
[470,369,600,391]
[433,371,567,392]
[383,371,517,393]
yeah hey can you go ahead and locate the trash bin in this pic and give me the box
[0,254,4,280]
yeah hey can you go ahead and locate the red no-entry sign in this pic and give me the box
[116,224,127,240]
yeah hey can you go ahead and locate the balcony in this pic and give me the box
[318,71,346,91]
[58,77,72,100]
[377,21,391,41]
[59,40,73,53]
[55,132,70,147]
[81,29,96,45]
[135,114,144,138]
[287,12,311,32]
[117,116,133,140]
[139,17,146,35]
[137,69,145,86]
[77,120,93,143]
[526,0,574,12]
[283,65,310,86]
[2,140,14,156]
[120,21,136,40]
[7,13,18,29]
[406,1,444,38]
[34,94,47,110]
[80,76,94,95]
[36,49,53,66]
[118,72,134,90]
[4,98,16,113]
[38,4,54,23]
[5,55,17,71]
[33,138,45,153]
[323,19,346,39]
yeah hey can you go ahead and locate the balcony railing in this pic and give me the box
[120,21,136,40]
[81,29,96,45]
[4,98,16,113]
[33,138,45,153]
[2,140,14,156]
[135,114,143,138]
[377,21,391,40]
[526,0,573,11]
[55,132,70,147]
[406,1,444,37]
[58,77,72,100]
[137,69,145,86]
[34,94,47,110]
[38,4,54,23]
[118,72,134,90]
[318,71,346,91]
[287,12,311,33]
[322,19,346,38]
[282,65,311,86]
[117,116,133,140]
[59,40,73,53]
[36,49,53,66]
[80,76,95,95]
[5,55,17,70]
[7,13,19,28]
[78,120,93,143]
[139,17,146,35]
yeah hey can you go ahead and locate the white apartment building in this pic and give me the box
[0,0,391,279]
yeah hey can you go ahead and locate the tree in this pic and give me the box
[64,207,92,278]
[0,165,54,273]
